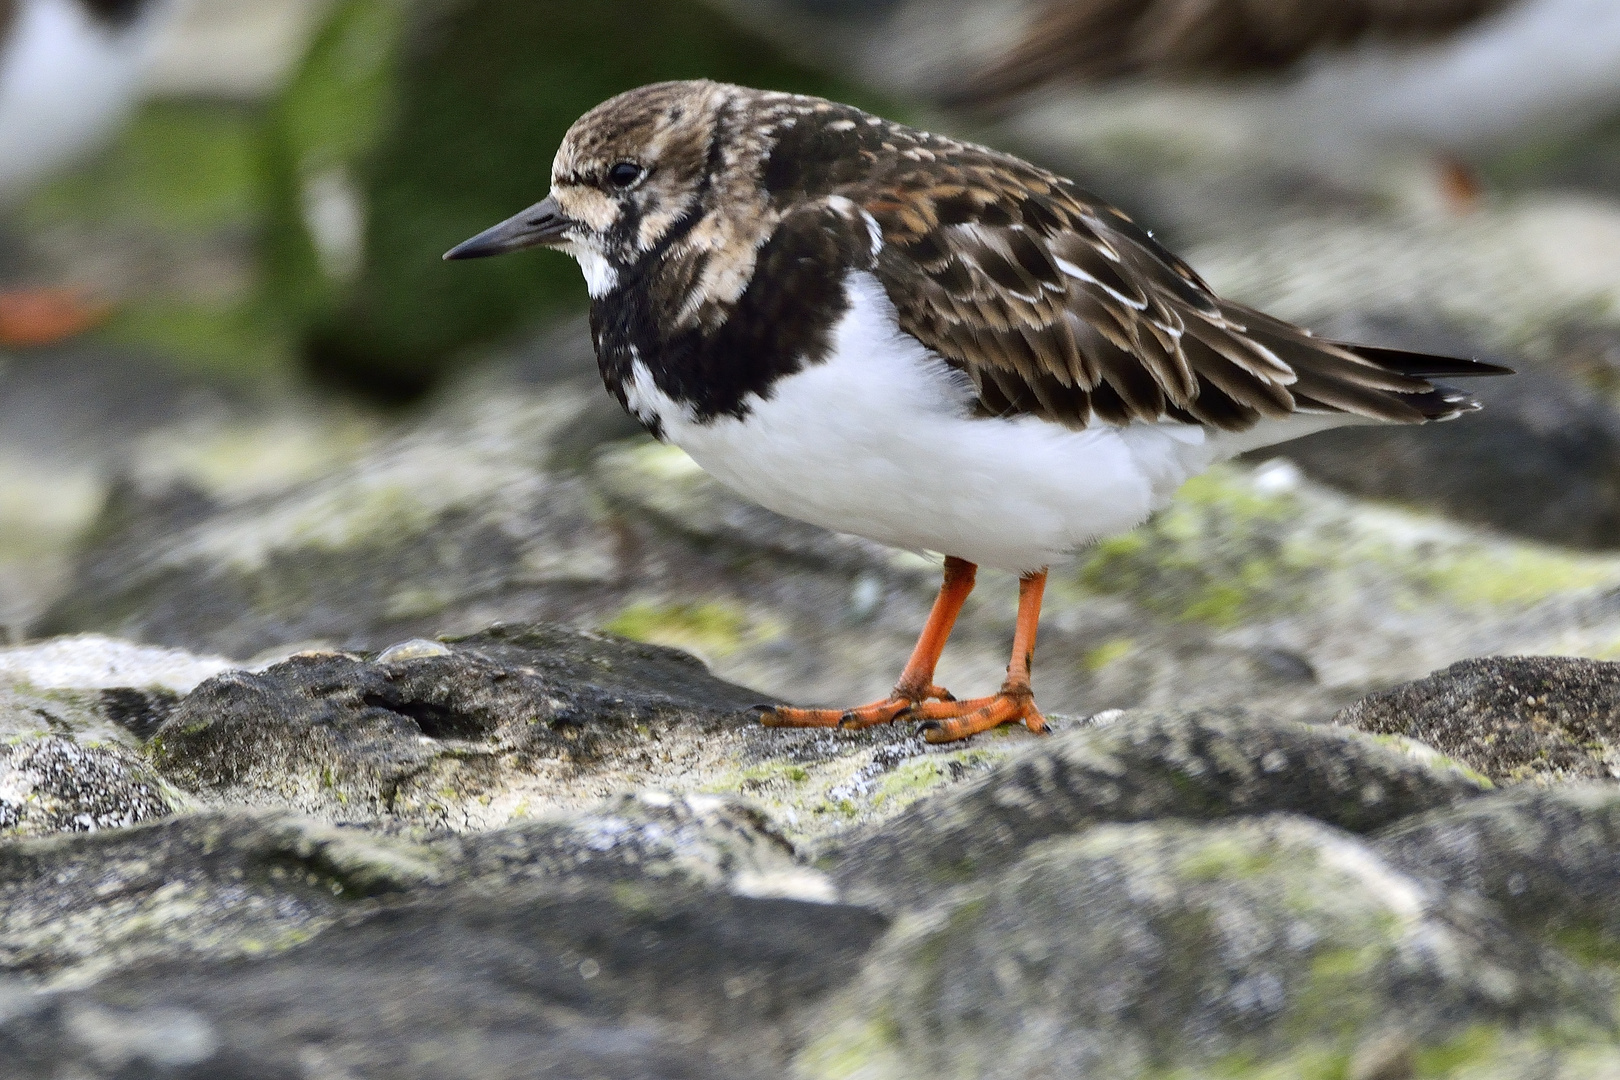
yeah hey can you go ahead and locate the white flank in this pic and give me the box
[0,0,166,201]
[624,270,1361,571]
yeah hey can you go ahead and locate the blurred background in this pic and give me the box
[5,0,1620,720]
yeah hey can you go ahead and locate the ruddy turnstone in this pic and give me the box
[445,80,1509,742]
[0,0,170,345]
[956,0,1620,190]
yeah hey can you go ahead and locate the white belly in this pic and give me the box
[622,271,1356,572]
[0,0,162,201]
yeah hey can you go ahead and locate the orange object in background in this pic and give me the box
[0,288,111,347]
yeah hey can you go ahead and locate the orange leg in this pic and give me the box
[909,568,1049,743]
[762,556,977,730]
[0,288,110,347]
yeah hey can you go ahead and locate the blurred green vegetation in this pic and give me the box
[25,0,891,399]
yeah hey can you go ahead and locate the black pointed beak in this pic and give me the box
[443,196,573,260]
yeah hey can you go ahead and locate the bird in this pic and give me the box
[952,0,1620,204]
[0,0,171,346]
[444,79,1509,743]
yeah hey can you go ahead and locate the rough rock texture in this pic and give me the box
[1337,656,1620,783]
[143,622,1022,840]
[0,641,209,838]
[1376,785,1620,951]
[0,880,888,1079]
[0,793,822,990]
[4,631,1620,1076]
[826,708,1490,907]
[802,816,1604,1080]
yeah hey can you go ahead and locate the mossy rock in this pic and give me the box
[801,816,1606,1080]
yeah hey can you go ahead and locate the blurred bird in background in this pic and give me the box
[950,0,1620,207]
[0,0,171,345]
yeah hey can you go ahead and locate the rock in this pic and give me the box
[0,340,379,637]
[0,791,823,989]
[0,876,888,1079]
[0,810,440,986]
[801,815,1604,1080]
[826,708,1490,907]
[0,636,225,838]
[149,622,766,826]
[1376,784,1620,953]
[1336,656,1620,783]
[0,738,174,839]
[436,790,832,902]
[0,634,235,696]
[141,620,1019,843]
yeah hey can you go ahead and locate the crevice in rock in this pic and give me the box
[361,692,487,741]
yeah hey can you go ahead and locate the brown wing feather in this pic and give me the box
[956,0,1521,104]
[855,155,1506,432]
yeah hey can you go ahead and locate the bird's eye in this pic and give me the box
[607,162,642,188]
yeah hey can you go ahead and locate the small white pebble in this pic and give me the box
[376,639,453,664]
[1251,458,1302,495]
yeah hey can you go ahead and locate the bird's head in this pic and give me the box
[444,80,756,300]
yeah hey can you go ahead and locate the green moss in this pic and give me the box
[1411,547,1620,609]
[1176,837,1281,881]
[1366,735,1494,788]
[603,601,750,658]
[26,101,260,232]
[1284,943,1393,1043]
[1077,467,1311,627]
[870,752,1000,811]
[1150,1047,1350,1080]
[97,301,295,382]
[1547,922,1620,968]
[1412,1024,1505,1077]
[795,1012,906,1080]
[1083,637,1135,672]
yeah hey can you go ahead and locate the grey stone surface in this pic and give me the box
[0,791,826,990]
[0,878,887,1079]
[801,815,1605,1080]
[1337,656,1620,783]
[826,708,1491,907]
[149,622,767,827]
[1376,784,1620,951]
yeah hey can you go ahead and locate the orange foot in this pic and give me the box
[909,687,1047,743]
[761,684,957,732]
[0,288,110,347]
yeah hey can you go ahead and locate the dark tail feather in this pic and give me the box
[1332,342,1513,422]
[1333,342,1515,379]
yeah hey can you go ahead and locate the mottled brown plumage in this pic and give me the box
[961,0,1521,101]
